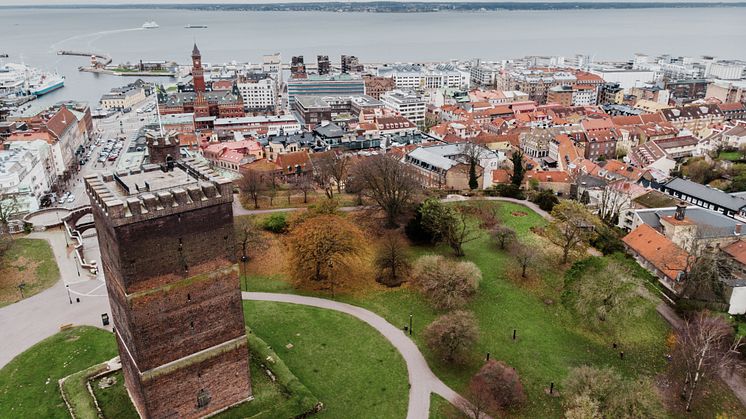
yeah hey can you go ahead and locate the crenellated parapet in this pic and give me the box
[85,158,233,226]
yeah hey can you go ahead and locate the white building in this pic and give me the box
[589,68,657,90]
[237,77,277,111]
[377,64,468,90]
[100,85,146,110]
[470,60,502,87]
[707,61,746,81]
[380,90,427,126]
[0,140,53,213]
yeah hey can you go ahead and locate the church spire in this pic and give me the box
[192,42,201,58]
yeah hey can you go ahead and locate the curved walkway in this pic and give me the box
[243,292,481,419]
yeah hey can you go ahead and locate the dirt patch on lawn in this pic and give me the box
[511,211,528,217]
[0,256,41,305]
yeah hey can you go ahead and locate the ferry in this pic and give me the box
[142,21,159,29]
[185,24,208,29]
[29,73,65,96]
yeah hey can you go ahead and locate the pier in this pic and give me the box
[58,50,112,66]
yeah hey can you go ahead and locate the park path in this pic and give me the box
[243,292,480,419]
[232,193,552,220]
[0,230,111,369]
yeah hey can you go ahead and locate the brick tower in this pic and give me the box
[145,130,180,166]
[85,159,251,418]
[192,43,206,93]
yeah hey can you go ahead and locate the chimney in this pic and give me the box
[674,202,687,221]
[736,224,742,235]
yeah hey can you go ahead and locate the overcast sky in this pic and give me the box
[0,0,741,5]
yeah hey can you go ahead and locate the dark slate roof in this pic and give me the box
[637,206,742,239]
[664,178,746,212]
[267,132,317,147]
[161,91,241,106]
[314,123,345,139]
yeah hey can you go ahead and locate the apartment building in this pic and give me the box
[381,90,426,125]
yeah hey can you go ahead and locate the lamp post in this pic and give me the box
[74,253,81,277]
[240,255,248,291]
[409,314,413,336]
[66,284,72,304]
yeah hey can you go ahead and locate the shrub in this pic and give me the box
[530,189,559,212]
[492,184,525,200]
[374,233,411,287]
[424,310,479,363]
[469,360,526,413]
[262,213,288,233]
[404,203,437,244]
[411,255,481,310]
[491,225,517,249]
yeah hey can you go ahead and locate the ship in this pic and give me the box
[0,63,64,97]
[142,21,159,29]
[185,24,208,29]
[28,72,65,96]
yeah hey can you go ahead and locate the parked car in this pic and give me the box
[66,195,75,203]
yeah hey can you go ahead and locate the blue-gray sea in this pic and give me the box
[1,7,744,106]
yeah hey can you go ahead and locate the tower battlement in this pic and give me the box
[84,158,232,226]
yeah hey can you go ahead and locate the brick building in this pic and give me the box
[84,156,251,418]
[159,45,245,127]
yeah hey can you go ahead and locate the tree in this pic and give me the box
[531,189,559,212]
[420,199,480,257]
[0,187,20,236]
[511,243,535,279]
[509,150,526,187]
[411,255,481,310]
[546,200,599,264]
[590,224,625,255]
[351,154,419,227]
[563,366,664,419]
[234,217,267,283]
[237,170,265,209]
[374,233,411,287]
[424,310,479,363]
[491,225,517,250]
[314,151,351,196]
[291,174,314,203]
[679,247,732,302]
[598,181,632,226]
[467,360,526,413]
[287,214,364,296]
[462,142,485,190]
[404,202,437,244]
[672,311,743,411]
[563,258,655,338]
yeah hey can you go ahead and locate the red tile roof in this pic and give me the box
[622,224,689,281]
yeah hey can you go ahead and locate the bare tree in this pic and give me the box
[598,181,632,226]
[492,225,517,250]
[291,173,314,204]
[351,154,419,227]
[424,310,479,363]
[461,142,486,190]
[511,243,535,279]
[237,170,265,209]
[672,311,743,411]
[374,232,411,287]
[546,200,599,264]
[314,151,351,196]
[0,187,20,236]
[411,255,481,311]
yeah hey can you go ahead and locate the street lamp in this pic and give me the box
[409,313,413,336]
[240,255,248,291]
[66,284,72,304]
[74,253,81,277]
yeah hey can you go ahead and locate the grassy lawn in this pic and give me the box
[719,151,744,161]
[244,301,409,418]
[241,200,729,417]
[0,238,60,307]
[239,190,359,211]
[429,393,465,419]
[0,326,117,418]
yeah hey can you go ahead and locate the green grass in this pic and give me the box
[0,326,117,418]
[429,393,465,419]
[244,301,409,419]
[0,238,60,306]
[719,151,744,161]
[60,362,111,419]
[243,201,674,417]
[91,371,139,418]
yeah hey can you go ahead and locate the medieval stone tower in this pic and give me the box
[145,130,180,166]
[85,158,251,418]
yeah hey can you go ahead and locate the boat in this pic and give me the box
[185,24,208,29]
[28,72,65,96]
[142,21,159,29]
[0,63,28,96]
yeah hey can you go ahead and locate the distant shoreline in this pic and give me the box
[2,2,746,13]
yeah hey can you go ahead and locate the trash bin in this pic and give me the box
[101,313,110,326]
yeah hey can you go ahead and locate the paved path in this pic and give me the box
[244,292,480,419]
[0,230,111,368]
[233,193,553,220]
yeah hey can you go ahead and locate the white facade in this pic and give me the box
[729,287,746,315]
[378,64,468,90]
[0,140,53,209]
[380,90,426,125]
[237,78,277,110]
[589,68,657,90]
[708,61,746,81]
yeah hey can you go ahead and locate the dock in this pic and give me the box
[58,50,112,66]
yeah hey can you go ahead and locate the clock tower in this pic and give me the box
[192,43,206,93]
